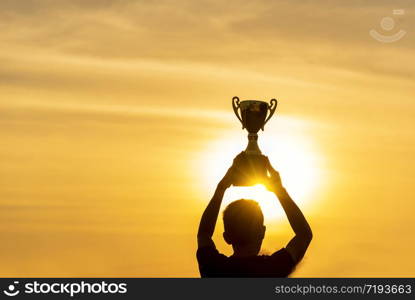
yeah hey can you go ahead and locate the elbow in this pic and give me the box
[306,228,313,243]
[301,228,313,244]
[308,230,313,243]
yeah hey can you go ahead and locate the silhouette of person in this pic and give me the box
[197,153,313,277]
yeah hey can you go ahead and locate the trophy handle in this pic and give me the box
[262,98,278,130]
[232,96,244,129]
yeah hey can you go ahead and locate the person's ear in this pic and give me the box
[223,232,232,245]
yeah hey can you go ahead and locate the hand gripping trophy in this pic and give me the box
[231,96,278,186]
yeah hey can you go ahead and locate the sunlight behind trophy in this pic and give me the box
[232,96,278,186]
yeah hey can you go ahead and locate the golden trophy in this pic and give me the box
[232,96,278,186]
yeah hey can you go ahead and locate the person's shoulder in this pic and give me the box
[196,244,227,261]
[197,244,218,255]
[196,245,229,277]
[257,248,290,258]
[270,248,296,273]
[270,248,295,262]
[255,248,296,277]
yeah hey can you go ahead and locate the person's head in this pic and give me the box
[223,199,266,253]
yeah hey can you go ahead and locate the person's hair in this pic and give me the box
[223,199,264,245]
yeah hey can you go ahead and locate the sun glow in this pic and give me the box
[197,126,321,221]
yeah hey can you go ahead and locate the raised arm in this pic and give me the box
[265,158,313,264]
[197,156,239,248]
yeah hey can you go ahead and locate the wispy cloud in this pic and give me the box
[0,0,414,277]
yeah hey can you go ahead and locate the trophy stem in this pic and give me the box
[245,133,262,155]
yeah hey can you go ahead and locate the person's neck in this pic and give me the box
[232,243,260,257]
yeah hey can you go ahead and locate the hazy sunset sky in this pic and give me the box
[1,0,414,276]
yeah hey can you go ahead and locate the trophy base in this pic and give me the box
[232,153,268,186]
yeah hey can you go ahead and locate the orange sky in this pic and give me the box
[0,0,414,277]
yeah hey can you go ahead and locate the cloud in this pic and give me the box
[0,0,413,75]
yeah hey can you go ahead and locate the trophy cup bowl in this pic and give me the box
[232,96,278,186]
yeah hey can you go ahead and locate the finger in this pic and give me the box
[265,157,277,173]
[227,164,238,175]
[264,156,271,166]
[234,152,244,161]
[232,154,243,167]
[263,177,275,192]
